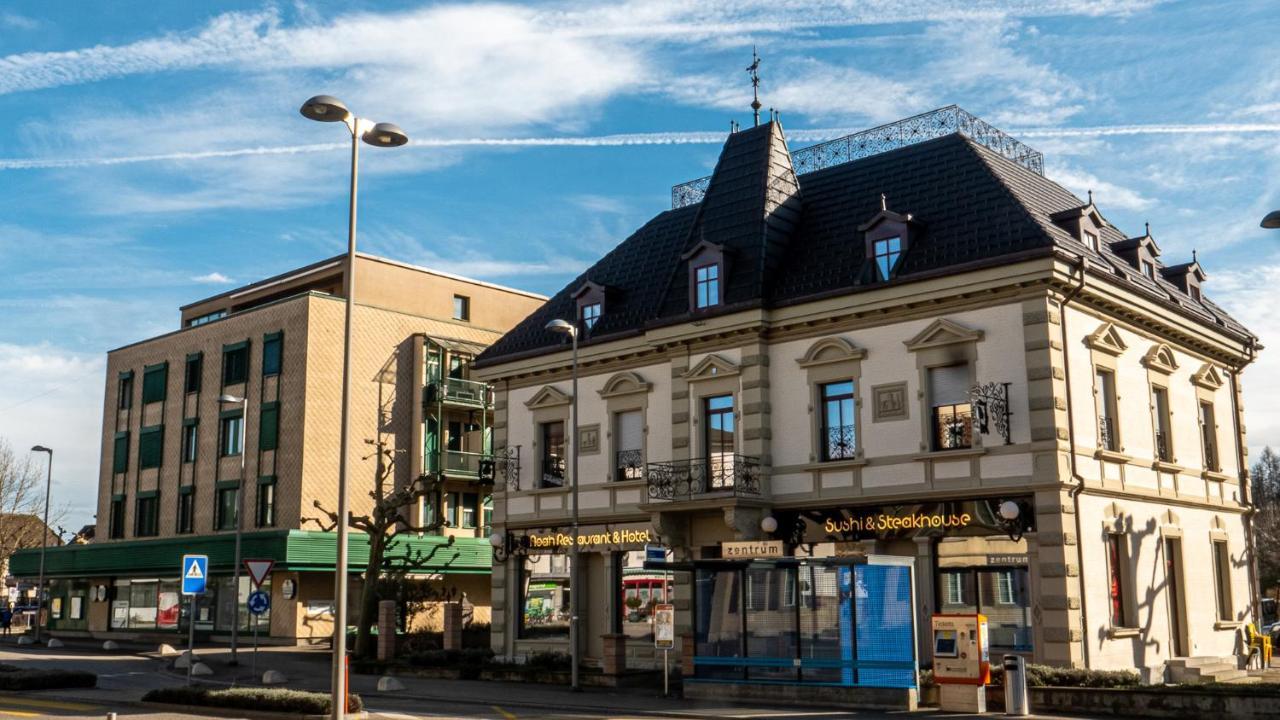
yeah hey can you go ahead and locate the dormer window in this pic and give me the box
[1084,231,1099,252]
[873,236,902,281]
[573,280,608,332]
[581,302,601,329]
[1190,285,1201,302]
[1142,260,1155,280]
[695,264,720,309]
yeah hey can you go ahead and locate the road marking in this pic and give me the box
[0,697,99,711]
[492,706,518,720]
[0,710,40,718]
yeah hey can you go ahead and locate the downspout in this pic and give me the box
[1229,338,1260,625]
[1057,254,1091,668]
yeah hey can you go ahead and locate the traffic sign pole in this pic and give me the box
[180,555,208,687]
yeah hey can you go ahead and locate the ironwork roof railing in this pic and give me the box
[671,105,1045,209]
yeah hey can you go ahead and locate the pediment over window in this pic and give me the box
[1191,363,1225,390]
[796,336,866,368]
[1101,501,1131,532]
[683,354,740,381]
[681,239,725,262]
[598,371,653,398]
[1084,322,1128,356]
[524,385,572,409]
[904,318,984,352]
[1049,201,1106,249]
[1140,343,1179,374]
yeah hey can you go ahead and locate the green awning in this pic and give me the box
[8,530,491,579]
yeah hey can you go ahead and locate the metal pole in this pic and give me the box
[569,331,580,691]
[187,596,196,686]
[663,648,669,697]
[231,397,246,665]
[35,450,51,644]
[331,118,360,720]
[252,612,259,680]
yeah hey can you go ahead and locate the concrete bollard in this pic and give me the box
[262,669,288,685]
[442,603,463,651]
[174,652,194,669]
[102,640,119,651]
[46,638,64,648]
[16,636,34,645]
[191,662,213,676]
[377,675,405,692]
[157,643,179,656]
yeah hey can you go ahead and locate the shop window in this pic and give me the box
[118,372,134,410]
[177,487,194,534]
[1152,386,1172,462]
[128,581,158,629]
[139,425,164,469]
[1200,401,1219,471]
[216,484,239,530]
[142,363,168,404]
[112,431,129,474]
[820,380,856,461]
[157,581,181,630]
[222,342,249,386]
[518,555,571,639]
[220,413,244,456]
[1096,368,1119,451]
[540,421,565,488]
[109,496,126,539]
[185,353,203,393]
[614,410,644,481]
[259,402,280,451]
[694,263,720,309]
[135,493,159,537]
[262,332,283,376]
[182,420,198,463]
[1212,540,1233,622]
[257,476,276,527]
[929,365,972,450]
[1106,533,1134,627]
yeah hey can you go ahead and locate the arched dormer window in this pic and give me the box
[682,240,726,311]
[859,195,920,282]
[573,281,607,332]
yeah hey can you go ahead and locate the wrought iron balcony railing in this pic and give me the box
[424,376,492,408]
[541,454,566,489]
[1099,416,1117,452]
[645,455,761,501]
[823,425,857,461]
[1203,439,1219,473]
[933,406,973,451]
[615,449,644,482]
[1155,430,1171,463]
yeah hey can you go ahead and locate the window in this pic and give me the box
[1212,540,1233,622]
[118,373,134,410]
[139,425,164,469]
[109,496,126,539]
[820,381,856,460]
[704,395,736,487]
[184,353,202,393]
[222,342,249,385]
[995,570,1016,605]
[1096,368,1119,451]
[177,488,194,534]
[262,332,283,376]
[453,295,470,321]
[461,493,478,529]
[1152,387,1172,462]
[142,363,168,404]
[112,431,129,474]
[942,570,969,606]
[220,414,244,457]
[1084,231,1099,252]
[1106,533,1132,627]
[482,495,493,535]
[540,421,565,488]
[257,476,276,527]
[448,355,466,380]
[188,310,226,327]
[694,264,720,309]
[1200,401,1219,471]
[614,410,644,481]
[135,494,159,537]
[872,236,902,280]
[182,421,199,463]
[1190,285,1202,302]
[929,365,972,451]
[1142,260,1156,280]
[216,484,239,530]
[581,302,601,330]
[259,402,279,452]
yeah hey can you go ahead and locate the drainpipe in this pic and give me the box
[1229,338,1259,626]
[1057,254,1091,668]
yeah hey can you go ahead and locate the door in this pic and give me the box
[1164,538,1187,657]
[703,395,735,489]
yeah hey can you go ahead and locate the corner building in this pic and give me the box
[473,107,1258,690]
[11,254,544,643]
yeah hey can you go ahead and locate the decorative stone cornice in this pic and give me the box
[795,336,866,368]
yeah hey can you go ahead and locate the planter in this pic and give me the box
[142,701,366,720]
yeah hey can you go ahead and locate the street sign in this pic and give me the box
[644,544,666,564]
[247,590,270,615]
[653,603,675,650]
[181,555,208,595]
[243,559,274,589]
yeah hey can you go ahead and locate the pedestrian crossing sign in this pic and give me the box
[181,554,208,595]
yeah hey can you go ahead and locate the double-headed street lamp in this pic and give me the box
[544,318,581,691]
[300,95,407,720]
[217,394,248,665]
[29,445,52,644]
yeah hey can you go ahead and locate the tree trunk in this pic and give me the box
[354,531,388,658]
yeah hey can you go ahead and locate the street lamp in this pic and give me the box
[29,446,52,644]
[545,318,581,691]
[218,394,248,665]
[300,94,408,720]
[1263,211,1280,229]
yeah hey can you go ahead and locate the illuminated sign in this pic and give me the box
[526,527,653,550]
[823,512,972,534]
[721,540,784,558]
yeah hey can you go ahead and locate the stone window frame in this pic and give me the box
[524,385,572,491]
[795,337,866,464]
[682,355,741,459]
[1101,504,1139,635]
[1142,343,1180,470]
[1085,322,1128,460]
[904,319,984,454]
[1157,520,1191,653]
[1191,363,1226,477]
[598,372,653,483]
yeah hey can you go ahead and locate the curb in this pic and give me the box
[33,694,367,720]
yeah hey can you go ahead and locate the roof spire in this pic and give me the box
[1087,189,1093,205]
[1193,248,1198,264]
[747,47,762,126]
[1145,221,1150,237]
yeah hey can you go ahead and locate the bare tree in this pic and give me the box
[1252,447,1280,596]
[0,438,57,594]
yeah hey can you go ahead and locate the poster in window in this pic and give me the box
[70,596,84,620]
[50,597,63,619]
[157,591,181,629]
[111,600,129,629]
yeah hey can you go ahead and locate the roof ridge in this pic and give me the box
[955,136,1071,251]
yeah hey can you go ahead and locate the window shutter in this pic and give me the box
[616,410,643,452]
[142,363,168,404]
[259,402,279,451]
[139,426,164,469]
[262,332,283,376]
[113,432,129,473]
[928,365,970,406]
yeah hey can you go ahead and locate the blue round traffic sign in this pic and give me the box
[247,590,270,615]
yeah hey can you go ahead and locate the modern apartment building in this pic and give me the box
[473,107,1258,698]
[10,253,544,643]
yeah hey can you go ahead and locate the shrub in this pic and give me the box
[988,663,1141,689]
[404,647,495,669]
[0,664,97,691]
[142,686,363,714]
[396,624,492,655]
[524,650,572,671]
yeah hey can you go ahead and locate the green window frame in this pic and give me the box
[176,486,195,534]
[109,494,126,539]
[256,475,276,527]
[259,402,280,452]
[262,331,283,376]
[139,425,164,469]
[112,431,129,474]
[184,352,203,393]
[222,341,250,386]
[215,481,240,531]
[220,411,244,457]
[142,362,168,404]
[181,418,199,463]
[118,371,134,410]
[135,491,159,537]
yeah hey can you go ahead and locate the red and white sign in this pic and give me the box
[243,559,274,589]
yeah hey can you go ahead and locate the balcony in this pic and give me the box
[425,448,520,488]
[645,455,761,502]
[1155,430,1171,463]
[424,376,492,409]
[1099,416,1117,452]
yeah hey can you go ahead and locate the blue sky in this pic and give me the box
[1,0,1278,531]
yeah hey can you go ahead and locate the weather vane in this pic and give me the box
[747,47,762,126]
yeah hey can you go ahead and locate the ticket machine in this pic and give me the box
[931,614,990,713]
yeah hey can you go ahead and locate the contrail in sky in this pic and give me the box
[2,123,1279,171]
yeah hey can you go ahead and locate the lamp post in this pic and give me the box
[545,318,581,691]
[218,394,248,664]
[29,446,52,644]
[1263,211,1280,230]
[300,94,408,720]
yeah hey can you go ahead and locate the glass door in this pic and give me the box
[704,395,735,489]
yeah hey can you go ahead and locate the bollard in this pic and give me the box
[106,713,117,720]
[1003,654,1029,716]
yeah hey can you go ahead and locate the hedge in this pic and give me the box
[0,664,97,691]
[923,664,1142,689]
[142,686,363,714]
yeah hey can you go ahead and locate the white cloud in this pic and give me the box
[1208,263,1280,458]
[1047,163,1154,212]
[365,228,591,280]
[191,272,234,284]
[0,12,39,31]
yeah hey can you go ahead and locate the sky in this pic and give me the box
[1,0,1278,532]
